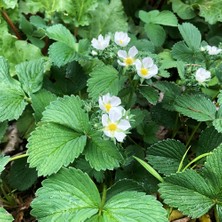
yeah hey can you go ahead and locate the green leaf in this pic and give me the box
[0,83,27,121]
[79,0,127,38]
[0,56,13,84]
[159,170,214,218]
[0,121,7,142]
[7,158,37,191]
[171,0,196,20]
[139,85,159,105]
[178,23,201,50]
[15,58,46,94]
[144,23,166,47]
[42,95,90,133]
[147,139,188,175]
[1,0,17,9]
[31,89,57,122]
[0,155,10,174]
[173,94,216,121]
[213,106,222,132]
[31,167,101,221]
[198,0,222,24]
[103,191,168,222]
[0,207,13,222]
[217,90,222,106]
[139,10,178,27]
[84,133,123,171]
[48,42,77,67]
[46,24,76,48]
[27,123,87,176]
[196,126,222,155]
[87,65,123,101]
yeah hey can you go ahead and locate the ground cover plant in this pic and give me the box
[0,0,222,221]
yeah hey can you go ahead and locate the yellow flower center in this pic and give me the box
[105,103,112,112]
[140,68,148,76]
[108,123,117,132]
[124,57,134,66]
[119,40,123,45]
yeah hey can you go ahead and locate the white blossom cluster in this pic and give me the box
[91,32,158,80]
[98,93,131,142]
[195,68,211,84]
[201,45,222,55]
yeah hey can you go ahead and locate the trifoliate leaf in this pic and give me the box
[178,23,201,50]
[0,155,10,174]
[139,85,159,105]
[0,207,13,222]
[87,65,123,101]
[15,58,46,94]
[27,123,87,176]
[147,139,188,175]
[139,10,178,27]
[31,167,101,222]
[0,121,7,142]
[103,191,168,222]
[0,83,27,121]
[196,126,222,155]
[84,133,123,171]
[7,158,37,191]
[173,94,216,121]
[48,42,77,67]
[46,24,76,48]
[79,0,127,38]
[144,23,166,47]
[159,170,214,218]
[42,95,90,133]
[31,89,57,122]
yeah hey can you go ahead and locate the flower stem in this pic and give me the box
[185,122,201,148]
[10,153,28,162]
[1,10,22,40]
[99,184,107,216]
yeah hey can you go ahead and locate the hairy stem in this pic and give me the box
[99,184,107,216]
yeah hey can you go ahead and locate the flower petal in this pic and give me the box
[118,119,131,130]
[128,46,138,57]
[118,50,127,59]
[114,132,126,142]
[142,57,153,68]
[102,114,109,126]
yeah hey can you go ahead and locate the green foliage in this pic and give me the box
[0,121,7,142]
[87,65,123,100]
[173,93,216,121]
[0,207,13,222]
[159,146,222,219]
[0,155,10,174]
[31,167,168,222]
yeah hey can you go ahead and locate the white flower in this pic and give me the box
[206,45,222,55]
[114,32,130,47]
[135,57,158,79]
[102,109,131,142]
[91,34,110,50]
[195,68,211,83]
[99,93,121,113]
[117,46,138,67]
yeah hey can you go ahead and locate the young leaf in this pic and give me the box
[139,85,159,105]
[84,132,123,171]
[31,167,101,221]
[103,191,168,222]
[27,123,87,176]
[0,207,13,222]
[173,94,216,121]
[7,158,38,191]
[147,139,188,175]
[42,95,90,133]
[0,83,27,122]
[46,24,76,48]
[30,89,57,122]
[178,23,201,50]
[15,58,46,94]
[159,170,214,218]
[87,65,123,101]
[0,155,10,174]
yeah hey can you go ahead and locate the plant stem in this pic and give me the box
[1,10,22,40]
[182,152,212,172]
[99,184,107,216]
[10,153,28,162]
[185,122,201,148]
